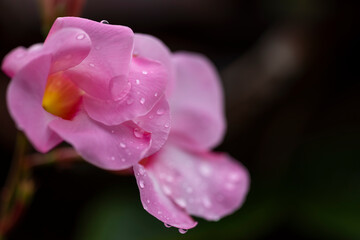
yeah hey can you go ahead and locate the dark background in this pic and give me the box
[0,0,359,239]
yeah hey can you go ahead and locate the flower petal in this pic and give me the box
[48,111,152,170]
[145,144,250,221]
[133,164,198,229]
[83,56,168,126]
[2,44,43,78]
[49,17,134,100]
[6,54,62,152]
[133,96,171,157]
[44,27,91,73]
[170,52,226,151]
[134,34,175,96]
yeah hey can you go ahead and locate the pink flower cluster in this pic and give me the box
[1,17,249,231]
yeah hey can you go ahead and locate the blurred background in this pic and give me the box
[0,0,359,239]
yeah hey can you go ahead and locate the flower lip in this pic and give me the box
[42,71,83,120]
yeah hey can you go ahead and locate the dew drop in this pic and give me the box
[139,180,145,188]
[142,70,148,75]
[156,108,164,115]
[164,123,169,128]
[154,92,158,97]
[147,199,150,204]
[135,79,140,85]
[89,63,95,67]
[133,128,145,138]
[76,34,85,40]
[149,115,154,119]
[179,229,188,234]
[164,223,171,228]
[121,158,126,162]
[158,211,162,215]
[138,167,145,175]
[110,156,115,161]
[175,198,187,208]
[111,130,115,134]
[162,185,172,195]
[203,197,212,208]
[100,20,109,24]
[120,142,126,148]
[140,98,146,104]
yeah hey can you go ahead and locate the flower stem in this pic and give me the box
[0,132,33,238]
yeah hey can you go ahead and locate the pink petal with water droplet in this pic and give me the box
[133,164,197,229]
[145,143,250,221]
[49,110,151,170]
[83,56,168,126]
[133,96,171,157]
[49,17,134,100]
[134,34,175,96]
[44,27,91,73]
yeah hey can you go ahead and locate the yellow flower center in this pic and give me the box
[42,72,83,120]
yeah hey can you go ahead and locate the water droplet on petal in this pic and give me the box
[142,70,148,75]
[154,92,158,97]
[139,180,145,188]
[100,20,109,24]
[199,163,212,177]
[135,79,140,85]
[175,198,187,208]
[89,63,95,67]
[143,204,148,211]
[120,142,126,148]
[121,158,126,162]
[147,199,150,204]
[134,128,145,138]
[140,98,146,104]
[179,229,188,234]
[111,130,115,134]
[149,115,154,119]
[156,108,164,115]
[203,197,212,208]
[138,167,145,175]
[162,185,172,195]
[110,156,115,161]
[164,223,171,228]
[164,123,169,128]
[76,34,85,40]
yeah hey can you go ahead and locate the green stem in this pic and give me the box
[0,132,32,238]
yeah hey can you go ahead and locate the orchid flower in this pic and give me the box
[1,17,171,170]
[132,35,250,232]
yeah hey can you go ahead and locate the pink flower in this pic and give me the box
[132,35,250,231]
[1,17,171,170]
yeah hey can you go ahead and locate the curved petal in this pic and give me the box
[49,17,134,100]
[48,110,151,170]
[44,27,91,73]
[134,34,175,96]
[170,52,226,151]
[133,96,171,157]
[145,144,250,221]
[2,44,43,78]
[134,164,198,229]
[83,56,168,126]
[6,54,62,152]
